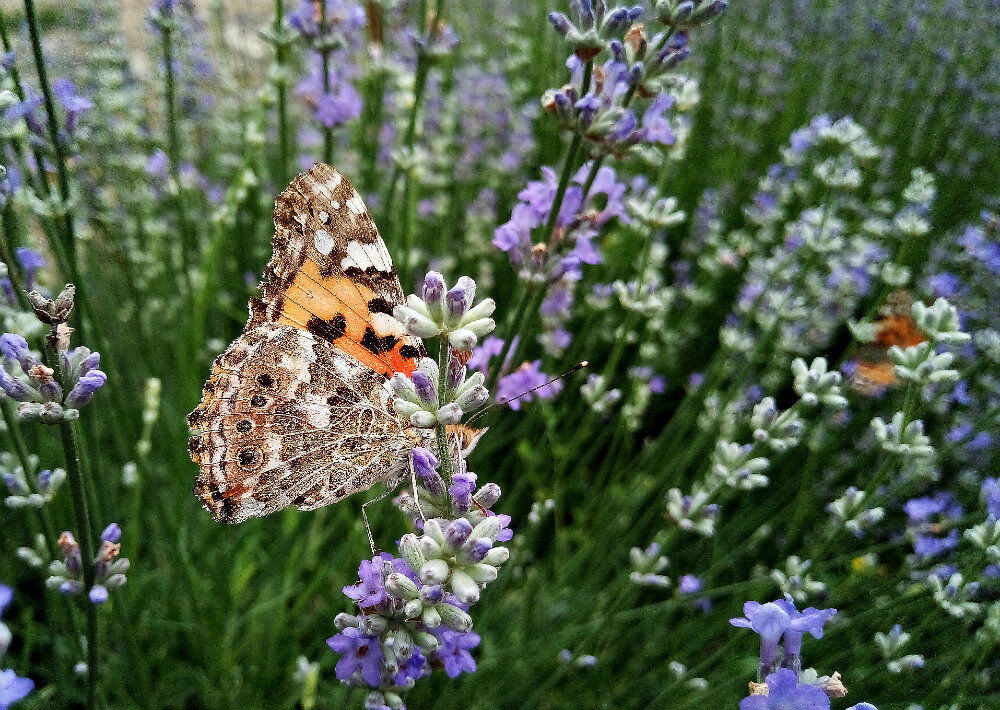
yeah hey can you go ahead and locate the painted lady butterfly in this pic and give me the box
[187,164,431,523]
[851,289,927,395]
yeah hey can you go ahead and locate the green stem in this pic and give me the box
[22,0,76,268]
[274,0,291,181]
[435,340,453,494]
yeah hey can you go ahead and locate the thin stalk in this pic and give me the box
[274,0,291,181]
[319,2,334,164]
[22,0,76,267]
[435,340,453,496]
[44,328,98,708]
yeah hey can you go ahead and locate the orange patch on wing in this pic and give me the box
[874,314,926,349]
[273,259,419,378]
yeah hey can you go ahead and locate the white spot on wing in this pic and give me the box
[314,229,334,255]
[331,200,341,210]
[342,241,371,270]
[327,172,342,189]
[346,195,366,215]
[318,211,329,223]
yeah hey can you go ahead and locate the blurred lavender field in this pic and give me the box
[0,0,998,708]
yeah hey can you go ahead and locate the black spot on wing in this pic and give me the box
[307,313,348,342]
[367,297,393,315]
[361,327,400,355]
[399,344,420,359]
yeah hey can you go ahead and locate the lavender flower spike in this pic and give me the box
[730,601,791,678]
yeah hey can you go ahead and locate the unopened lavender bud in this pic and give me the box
[420,584,444,604]
[471,516,502,542]
[393,305,440,338]
[444,518,473,551]
[410,410,438,428]
[419,605,441,629]
[483,547,510,566]
[448,329,479,351]
[447,354,466,390]
[65,370,107,408]
[385,572,419,601]
[2,472,28,495]
[399,533,427,572]
[359,614,388,636]
[464,538,493,564]
[60,580,84,595]
[421,271,446,319]
[437,602,473,632]
[391,373,417,400]
[412,630,439,651]
[393,399,421,418]
[474,482,501,509]
[389,628,414,659]
[549,11,571,35]
[404,599,423,619]
[107,558,130,576]
[455,385,488,411]
[89,585,109,605]
[1,374,37,402]
[0,334,32,368]
[436,403,463,425]
[334,612,359,630]
[410,370,438,405]
[450,569,480,604]
[420,559,450,585]
[101,523,122,543]
[466,562,499,584]
[79,351,100,375]
[104,573,127,589]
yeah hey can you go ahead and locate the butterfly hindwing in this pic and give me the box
[248,164,422,379]
[188,324,416,523]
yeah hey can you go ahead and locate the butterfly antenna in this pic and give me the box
[468,361,588,424]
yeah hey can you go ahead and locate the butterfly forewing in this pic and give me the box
[249,164,422,378]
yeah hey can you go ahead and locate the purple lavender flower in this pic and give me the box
[497,360,563,410]
[65,369,108,408]
[982,478,1000,519]
[0,669,34,708]
[327,627,384,687]
[740,668,830,710]
[772,596,836,671]
[730,601,791,676]
[343,558,388,609]
[678,575,702,594]
[51,78,93,137]
[431,626,480,678]
[449,473,476,512]
[14,248,45,291]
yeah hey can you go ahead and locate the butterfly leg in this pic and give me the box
[360,487,398,557]
[409,455,429,523]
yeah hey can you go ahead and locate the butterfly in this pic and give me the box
[187,164,431,524]
[851,289,927,395]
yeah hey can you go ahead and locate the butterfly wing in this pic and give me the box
[248,163,423,377]
[189,324,416,523]
[188,165,425,523]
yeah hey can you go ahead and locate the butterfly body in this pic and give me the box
[188,165,426,523]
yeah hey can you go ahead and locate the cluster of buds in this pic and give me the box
[393,273,495,351]
[0,332,106,422]
[871,413,934,459]
[548,1,643,61]
[397,448,501,524]
[826,487,885,538]
[3,464,66,509]
[46,524,129,605]
[390,353,488,428]
[665,485,719,537]
[629,542,670,588]
[287,0,365,52]
[651,0,727,29]
[618,26,691,98]
[791,357,848,409]
[328,450,510,707]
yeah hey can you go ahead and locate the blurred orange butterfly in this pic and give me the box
[851,290,927,395]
